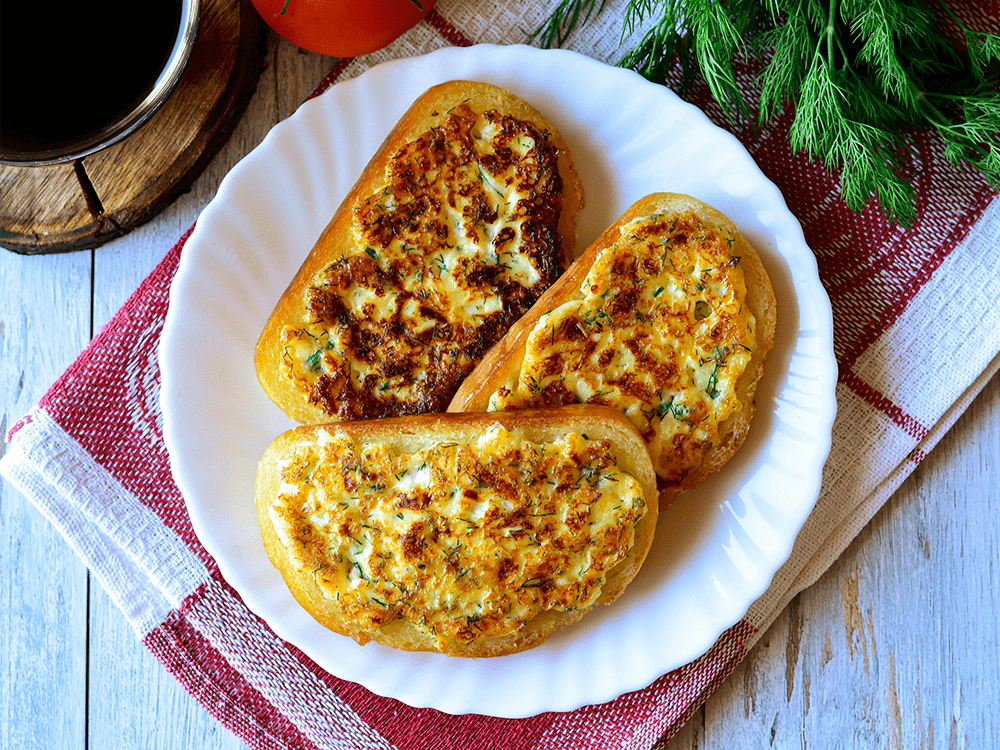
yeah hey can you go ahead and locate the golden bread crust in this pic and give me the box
[448,193,777,509]
[254,80,584,425]
[255,405,657,657]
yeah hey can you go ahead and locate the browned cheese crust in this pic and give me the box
[255,80,584,425]
[449,193,777,509]
[254,405,658,657]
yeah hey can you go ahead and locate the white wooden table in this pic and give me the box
[3,32,998,750]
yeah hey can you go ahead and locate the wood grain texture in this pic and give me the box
[1,251,92,750]
[658,374,1000,749]
[0,165,92,243]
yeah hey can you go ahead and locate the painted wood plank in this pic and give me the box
[1,249,93,750]
[84,33,334,750]
[659,373,1000,748]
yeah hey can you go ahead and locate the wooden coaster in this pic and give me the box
[0,0,267,255]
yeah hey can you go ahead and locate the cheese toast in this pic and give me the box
[449,193,777,509]
[255,405,658,657]
[255,80,584,424]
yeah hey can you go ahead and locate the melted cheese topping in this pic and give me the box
[488,212,756,485]
[269,426,647,648]
[281,104,565,420]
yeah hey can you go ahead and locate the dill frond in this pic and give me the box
[531,0,1000,226]
[528,0,608,48]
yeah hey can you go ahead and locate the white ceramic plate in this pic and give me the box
[160,44,837,718]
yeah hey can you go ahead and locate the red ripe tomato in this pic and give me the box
[250,0,438,58]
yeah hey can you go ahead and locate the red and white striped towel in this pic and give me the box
[4,1,1000,748]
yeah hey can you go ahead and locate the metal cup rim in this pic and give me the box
[0,0,201,166]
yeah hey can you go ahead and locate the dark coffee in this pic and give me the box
[0,1,183,158]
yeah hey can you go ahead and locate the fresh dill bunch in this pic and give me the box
[530,0,1000,225]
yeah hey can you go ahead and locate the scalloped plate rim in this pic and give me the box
[160,44,837,718]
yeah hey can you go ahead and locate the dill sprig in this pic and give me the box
[529,0,609,48]
[531,0,1000,225]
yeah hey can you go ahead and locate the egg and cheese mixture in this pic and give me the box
[488,212,757,485]
[269,426,647,646]
[280,104,566,420]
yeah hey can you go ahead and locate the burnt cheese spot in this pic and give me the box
[281,104,568,420]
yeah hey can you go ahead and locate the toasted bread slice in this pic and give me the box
[255,80,584,425]
[255,405,657,657]
[449,193,777,509]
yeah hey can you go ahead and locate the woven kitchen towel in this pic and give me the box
[4,1,1000,748]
